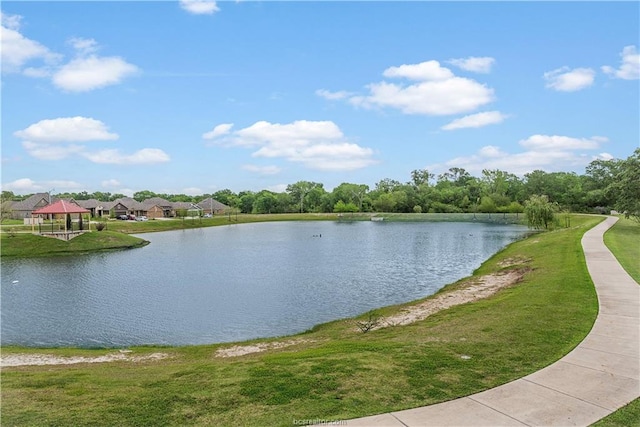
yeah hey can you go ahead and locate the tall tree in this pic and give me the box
[609,148,640,221]
[410,169,434,187]
[286,181,323,213]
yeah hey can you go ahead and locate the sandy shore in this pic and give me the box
[1,351,169,367]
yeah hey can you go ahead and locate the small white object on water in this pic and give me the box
[12,280,19,284]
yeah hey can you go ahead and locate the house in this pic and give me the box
[199,198,230,216]
[141,202,165,219]
[76,199,111,218]
[143,197,175,217]
[108,197,147,218]
[8,193,55,219]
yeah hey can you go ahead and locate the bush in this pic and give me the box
[95,222,105,231]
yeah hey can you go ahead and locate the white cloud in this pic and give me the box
[202,123,233,139]
[266,184,288,193]
[1,13,60,73]
[207,120,378,171]
[179,0,220,15]
[383,60,454,81]
[21,141,85,160]
[602,45,640,80]
[1,11,21,30]
[82,148,171,165]
[544,67,595,92]
[430,134,609,176]
[52,55,139,92]
[595,152,614,161]
[101,179,121,188]
[2,178,83,193]
[340,60,494,116]
[14,117,168,164]
[2,178,41,192]
[242,164,282,175]
[447,56,495,73]
[1,15,138,91]
[68,37,99,55]
[519,134,605,150]
[441,111,508,131]
[182,187,203,196]
[315,89,353,100]
[14,117,119,143]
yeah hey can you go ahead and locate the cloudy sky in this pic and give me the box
[2,1,638,196]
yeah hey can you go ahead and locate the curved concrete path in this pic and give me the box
[344,216,639,426]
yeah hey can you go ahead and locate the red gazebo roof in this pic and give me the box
[32,200,90,215]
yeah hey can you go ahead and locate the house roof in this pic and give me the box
[32,199,90,215]
[112,197,144,210]
[10,193,54,211]
[144,197,173,207]
[199,198,230,211]
[76,199,102,209]
[173,201,201,210]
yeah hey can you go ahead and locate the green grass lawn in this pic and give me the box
[0,231,148,257]
[604,216,640,282]
[0,215,605,426]
[592,216,640,427]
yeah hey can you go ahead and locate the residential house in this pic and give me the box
[143,197,175,218]
[76,199,111,218]
[9,193,55,219]
[173,201,203,217]
[199,198,230,216]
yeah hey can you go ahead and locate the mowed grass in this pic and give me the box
[604,216,640,282]
[1,215,603,426]
[0,231,148,257]
[593,216,640,427]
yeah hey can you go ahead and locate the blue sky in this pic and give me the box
[2,1,639,197]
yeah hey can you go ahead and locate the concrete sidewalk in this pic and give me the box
[344,216,639,426]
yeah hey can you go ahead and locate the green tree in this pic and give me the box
[373,193,396,212]
[608,148,640,221]
[410,169,434,187]
[333,200,358,213]
[1,191,15,223]
[133,190,158,202]
[253,191,278,214]
[286,181,324,213]
[238,191,256,214]
[331,183,369,212]
[438,167,471,187]
[212,189,237,206]
[375,178,402,193]
[524,195,556,229]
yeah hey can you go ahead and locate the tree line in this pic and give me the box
[3,149,638,221]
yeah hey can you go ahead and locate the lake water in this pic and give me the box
[1,221,529,348]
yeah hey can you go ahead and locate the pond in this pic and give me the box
[1,221,529,348]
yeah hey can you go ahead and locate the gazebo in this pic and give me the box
[31,200,91,240]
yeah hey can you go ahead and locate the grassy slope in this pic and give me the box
[1,215,601,426]
[0,231,148,257]
[603,216,640,281]
[592,217,640,427]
